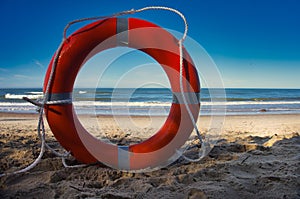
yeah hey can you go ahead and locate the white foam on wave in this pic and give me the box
[26,91,44,95]
[1,100,300,115]
[0,102,37,113]
[0,102,34,106]
[219,101,300,106]
[5,93,43,99]
[1,100,300,107]
[73,101,172,107]
[72,100,300,107]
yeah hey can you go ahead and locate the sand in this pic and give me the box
[0,112,299,198]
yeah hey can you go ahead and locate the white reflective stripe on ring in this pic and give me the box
[118,146,130,170]
[116,18,129,46]
[45,92,73,104]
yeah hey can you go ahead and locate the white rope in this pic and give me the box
[178,40,204,162]
[0,6,202,177]
[61,157,87,168]
[134,6,188,42]
[62,9,136,40]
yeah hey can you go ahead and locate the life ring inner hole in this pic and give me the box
[73,46,172,146]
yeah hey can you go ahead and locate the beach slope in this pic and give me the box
[0,113,299,198]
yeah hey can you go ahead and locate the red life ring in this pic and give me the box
[44,18,200,170]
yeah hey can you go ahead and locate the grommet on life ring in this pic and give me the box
[44,17,200,171]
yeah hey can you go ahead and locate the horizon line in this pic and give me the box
[1,87,300,90]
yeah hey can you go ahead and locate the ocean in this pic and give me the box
[0,88,300,116]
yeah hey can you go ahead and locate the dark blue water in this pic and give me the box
[1,88,300,115]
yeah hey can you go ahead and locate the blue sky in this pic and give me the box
[0,0,299,88]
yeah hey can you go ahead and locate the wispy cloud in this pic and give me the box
[0,68,9,72]
[33,59,45,69]
[14,74,32,79]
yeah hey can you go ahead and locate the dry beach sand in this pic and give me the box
[0,113,299,198]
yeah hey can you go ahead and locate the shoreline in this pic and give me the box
[1,111,300,117]
[1,112,299,141]
[1,112,299,135]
